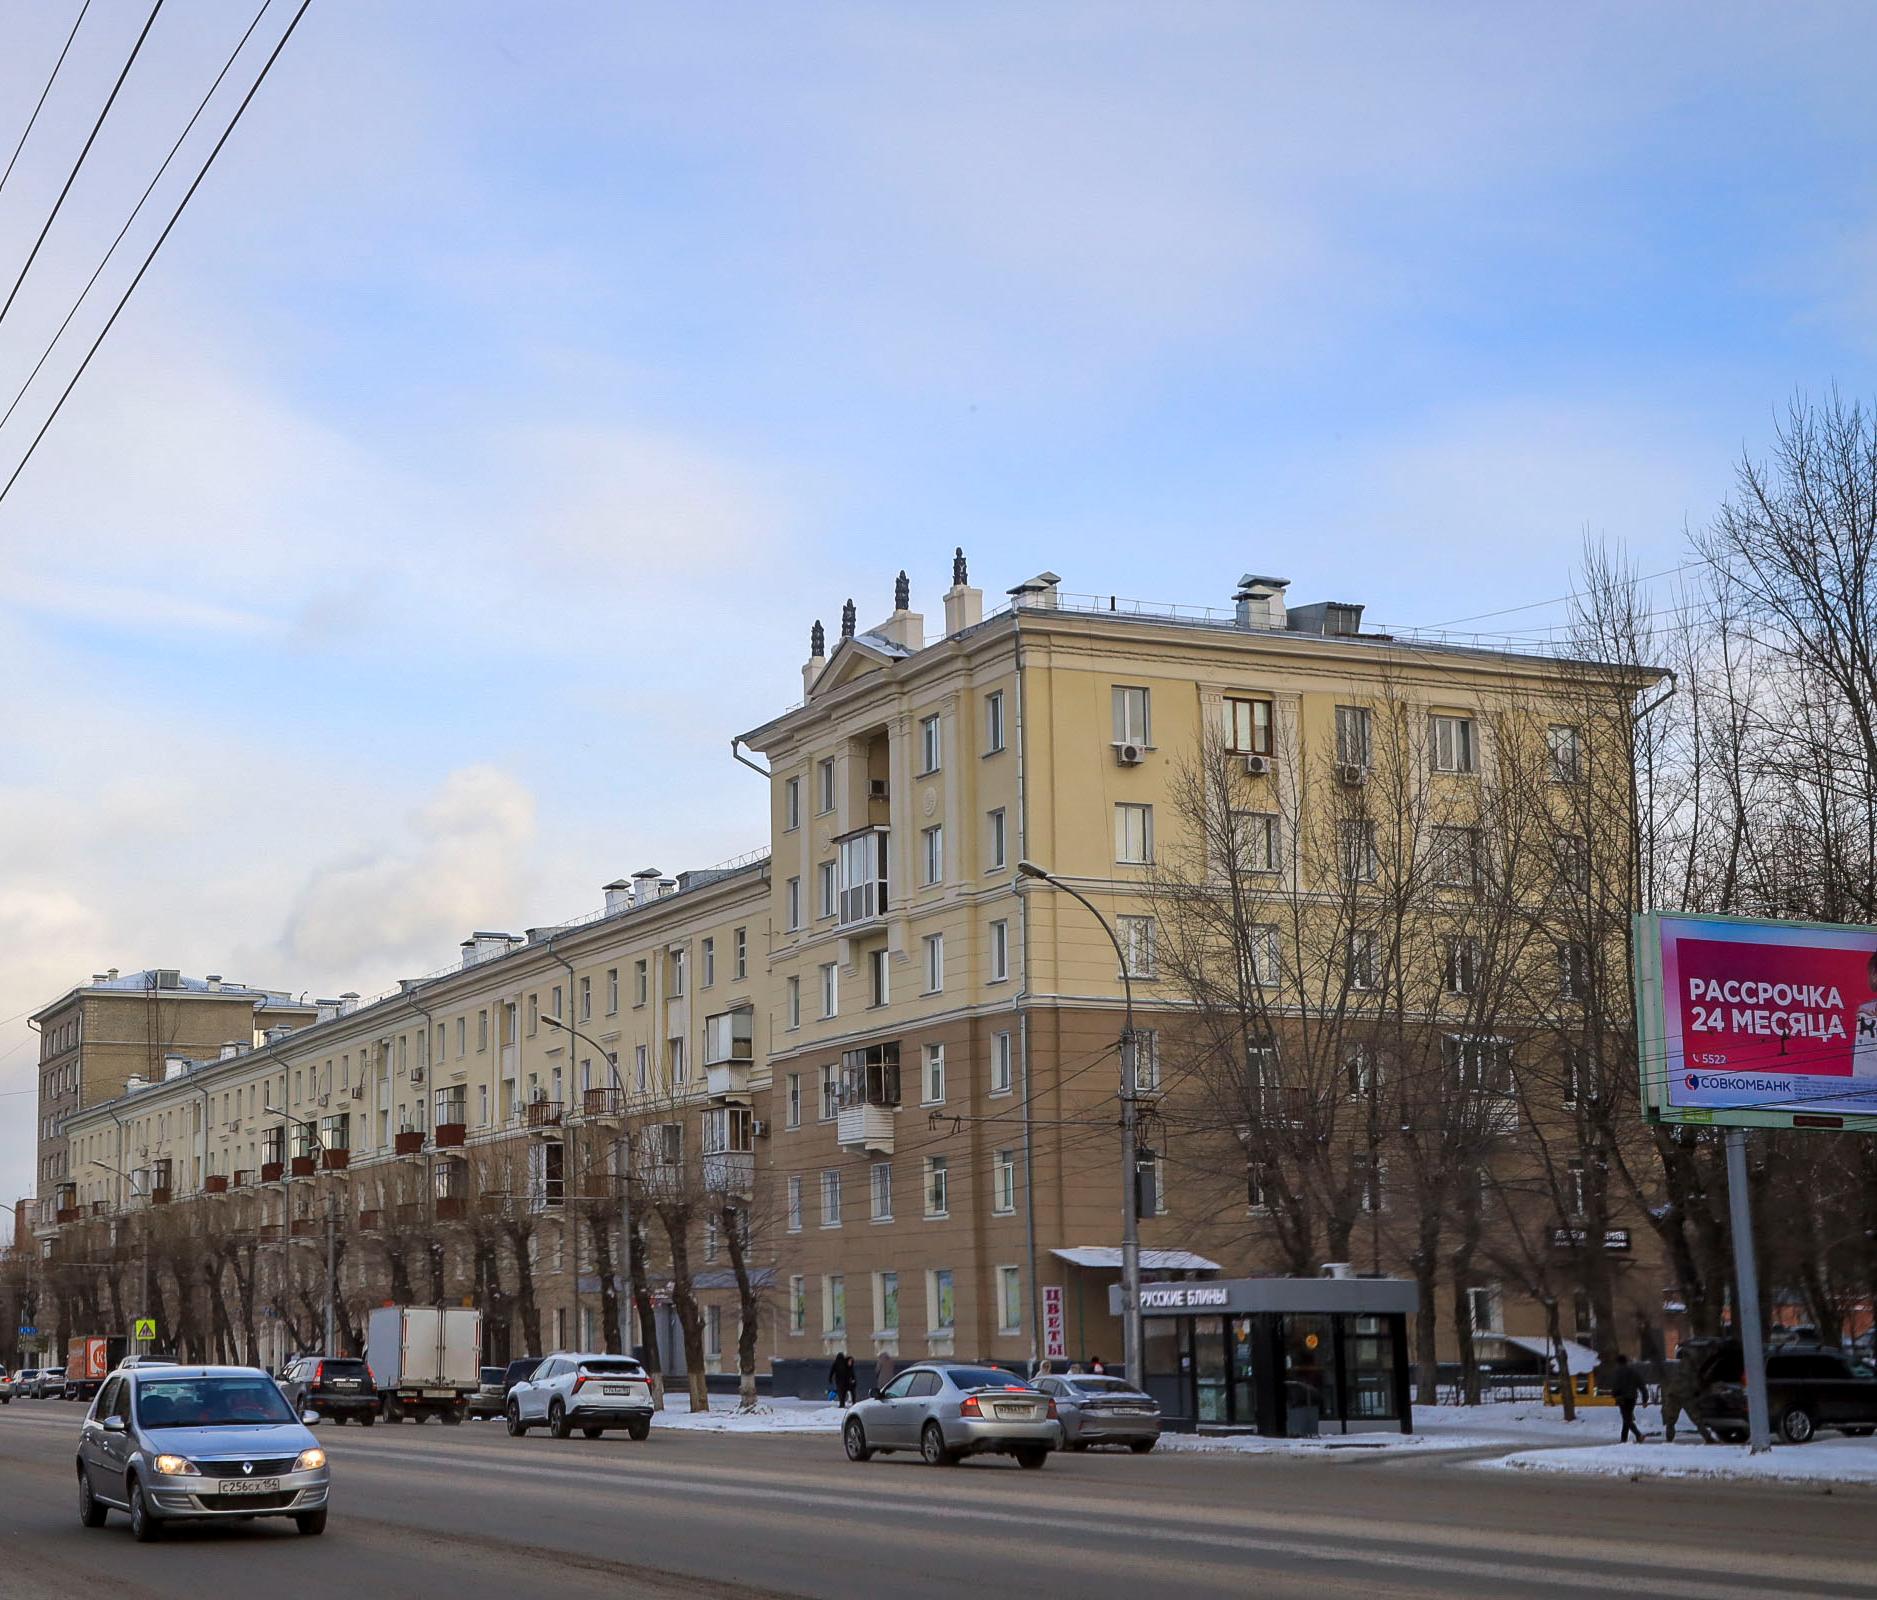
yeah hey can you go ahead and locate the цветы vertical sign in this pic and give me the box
[1635,912,1877,1129]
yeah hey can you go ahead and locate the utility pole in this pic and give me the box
[1017,861,1144,1390]
[1724,1130,1771,1453]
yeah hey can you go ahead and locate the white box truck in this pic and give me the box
[366,1305,482,1423]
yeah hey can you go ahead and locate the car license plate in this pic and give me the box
[995,1404,1038,1420]
[604,1384,635,1395]
[424,1388,454,1398]
[216,1477,281,1495]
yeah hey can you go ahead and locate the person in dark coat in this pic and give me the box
[1659,1355,1716,1444]
[1606,1353,1646,1443]
[873,1351,898,1394]
[829,1351,857,1408]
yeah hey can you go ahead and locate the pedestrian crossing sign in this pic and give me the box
[133,1317,156,1342]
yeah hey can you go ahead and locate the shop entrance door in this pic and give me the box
[1282,1314,1338,1436]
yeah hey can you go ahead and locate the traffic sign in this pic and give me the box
[133,1317,157,1342]
[17,1326,36,1338]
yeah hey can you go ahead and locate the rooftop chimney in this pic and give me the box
[1008,571,1061,610]
[657,877,677,898]
[803,619,827,696]
[339,991,361,1015]
[942,546,983,635]
[631,867,663,908]
[875,570,924,651]
[460,933,517,969]
[163,1056,190,1080]
[603,879,632,916]
[1285,600,1365,637]
[205,974,223,992]
[1234,573,1290,630]
[218,1042,241,1060]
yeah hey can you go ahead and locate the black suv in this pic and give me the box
[278,1355,378,1424]
[1700,1344,1877,1444]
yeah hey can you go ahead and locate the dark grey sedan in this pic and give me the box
[77,1366,331,1540]
[1034,1374,1160,1451]
[843,1363,1060,1468]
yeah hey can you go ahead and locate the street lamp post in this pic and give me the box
[1015,859,1145,1392]
[542,1016,637,1379]
[266,1106,335,1354]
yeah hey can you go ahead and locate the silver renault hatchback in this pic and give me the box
[77,1365,331,1540]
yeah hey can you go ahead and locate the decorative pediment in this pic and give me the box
[809,634,909,697]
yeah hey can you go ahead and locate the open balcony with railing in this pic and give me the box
[836,1042,899,1155]
[582,1085,625,1120]
[525,1098,564,1131]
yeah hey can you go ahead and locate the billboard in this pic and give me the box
[1635,912,1877,1130]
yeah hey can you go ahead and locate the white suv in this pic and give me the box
[506,1353,654,1440]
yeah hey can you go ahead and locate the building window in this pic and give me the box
[993,1149,1016,1214]
[634,1044,648,1092]
[1565,1158,1587,1217]
[1558,942,1590,1001]
[989,919,1010,982]
[1345,1043,1380,1099]
[787,1176,802,1233]
[1245,924,1280,986]
[784,776,801,831]
[1445,1035,1514,1097]
[703,1005,754,1065]
[1112,685,1151,745]
[1548,724,1582,784]
[820,1063,839,1121]
[923,1043,945,1104]
[702,938,715,987]
[920,713,942,774]
[1354,1151,1385,1214]
[837,828,890,925]
[817,757,836,813]
[998,1266,1022,1335]
[786,1073,802,1128]
[1131,1029,1160,1093]
[877,1271,900,1334]
[634,960,648,1006]
[1444,937,1483,996]
[790,1274,806,1333]
[1430,714,1478,774]
[923,933,944,993]
[733,927,747,980]
[1118,916,1155,978]
[818,861,837,919]
[667,949,686,998]
[825,1275,847,1336]
[786,877,802,931]
[1563,1046,1587,1109]
[1339,820,1377,883]
[991,1030,1013,1095]
[921,825,944,886]
[577,979,591,1023]
[1553,832,1589,893]
[668,1037,687,1085]
[870,1162,892,1221]
[820,962,839,1018]
[1464,1284,1503,1336]
[1347,930,1379,991]
[1335,705,1373,770]
[1234,810,1280,874]
[786,976,801,1030]
[929,1269,955,1332]
[1224,695,1274,756]
[607,968,619,1014]
[985,690,1006,754]
[821,1170,842,1228]
[924,1155,949,1217]
[1114,803,1153,864]
[456,1017,467,1056]
[1246,1160,1279,1213]
[869,947,890,1008]
[1433,825,1483,888]
[986,807,1007,872]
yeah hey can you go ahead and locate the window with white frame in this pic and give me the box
[1464,1284,1503,1335]
[825,1274,847,1336]
[817,757,836,813]
[1445,1035,1514,1096]
[922,1043,945,1104]
[1563,1046,1587,1109]
[786,1175,802,1232]
[919,713,942,774]
[702,937,715,987]
[703,1006,754,1065]
[922,932,944,993]
[785,1072,802,1128]
[704,1303,721,1359]
[607,968,619,1014]
[634,960,648,1006]
[819,1063,839,1120]
[1119,915,1155,978]
[1335,705,1373,769]
[992,1030,1013,1095]
[1246,1159,1279,1213]
[876,1270,900,1334]
[870,1161,892,1221]
[1233,810,1280,874]
[986,807,1007,872]
[993,1148,1016,1214]
[1245,923,1281,986]
[786,976,801,1030]
[786,877,802,930]
[1224,695,1274,756]
[634,1044,648,1092]
[784,776,801,830]
[1547,724,1581,784]
[1443,937,1483,996]
[667,1036,686,1084]
[733,927,747,980]
[998,1266,1022,1334]
[1115,803,1153,864]
[1354,1150,1385,1214]
[922,825,944,885]
[868,946,889,1007]
[1344,1042,1380,1099]
[929,1269,955,1331]
[1558,941,1590,1001]
[820,1169,842,1228]
[819,962,838,1018]
[924,1155,949,1217]
[1131,1029,1160,1093]
[989,918,1010,981]
[837,828,890,925]
[1112,685,1151,745]
[985,690,1006,753]
[1433,826,1483,888]
[1339,820,1377,883]
[817,860,836,919]
[1347,929,1379,991]
[1430,714,1478,774]
[790,1275,806,1333]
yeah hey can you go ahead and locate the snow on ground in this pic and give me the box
[654,1395,846,1434]
[1488,1435,1877,1486]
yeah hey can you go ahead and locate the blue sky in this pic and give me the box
[2,0,1875,1207]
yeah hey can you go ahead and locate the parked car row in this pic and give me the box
[1686,1340,1877,1444]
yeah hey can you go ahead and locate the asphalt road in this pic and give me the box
[2,1402,1874,1599]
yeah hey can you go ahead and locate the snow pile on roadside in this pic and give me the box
[1154,1429,1505,1457]
[1488,1437,1877,1486]
[1411,1399,1647,1445]
[655,1395,846,1434]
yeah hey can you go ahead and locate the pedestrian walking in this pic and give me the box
[1089,1356,1106,1375]
[873,1350,898,1394]
[1659,1355,1716,1444]
[829,1351,857,1408]
[1606,1353,1646,1443]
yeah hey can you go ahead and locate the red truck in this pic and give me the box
[62,1335,126,1401]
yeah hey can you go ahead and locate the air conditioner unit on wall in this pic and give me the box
[752,1119,769,1139]
[868,778,889,800]
[1114,741,1147,767]
[410,1065,425,1083]
[1336,763,1368,786]
[1243,753,1272,776]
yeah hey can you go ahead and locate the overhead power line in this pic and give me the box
[0,0,314,514]
[0,0,94,204]
[0,0,278,439]
[0,0,166,332]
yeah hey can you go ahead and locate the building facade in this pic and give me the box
[27,553,1666,1384]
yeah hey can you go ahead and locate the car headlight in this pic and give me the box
[293,1447,327,1472]
[152,1454,199,1476]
